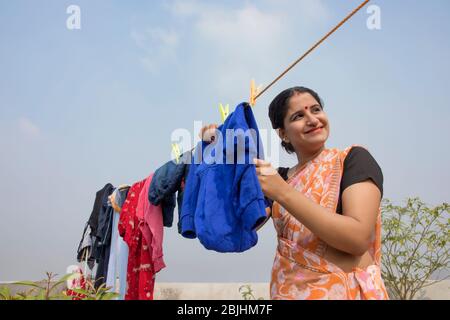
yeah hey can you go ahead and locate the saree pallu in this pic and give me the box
[270,146,389,300]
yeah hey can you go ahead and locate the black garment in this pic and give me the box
[76,222,95,269]
[77,183,114,271]
[148,152,191,231]
[90,184,115,261]
[277,147,383,214]
[82,183,115,288]
[95,186,130,288]
[94,203,114,289]
[87,183,114,237]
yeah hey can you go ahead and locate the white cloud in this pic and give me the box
[134,0,331,91]
[196,5,283,49]
[169,0,200,17]
[264,0,330,24]
[169,0,284,49]
[167,1,285,96]
[165,0,331,96]
[131,27,179,73]
[145,27,178,48]
[18,117,40,138]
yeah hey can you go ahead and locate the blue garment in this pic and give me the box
[105,187,130,300]
[105,211,120,293]
[180,102,268,253]
[148,152,190,231]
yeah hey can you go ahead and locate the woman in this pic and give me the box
[200,86,389,300]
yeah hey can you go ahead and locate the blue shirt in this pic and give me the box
[180,102,267,252]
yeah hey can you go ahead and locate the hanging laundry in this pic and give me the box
[88,184,114,240]
[76,222,95,270]
[119,176,163,300]
[138,174,165,275]
[106,185,130,300]
[148,151,191,233]
[76,183,115,287]
[181,102,268,253]
[93,187,116,289]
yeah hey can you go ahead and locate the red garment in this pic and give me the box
[137,174,166,274]
[118,178,155,300]
[65,267,87,300]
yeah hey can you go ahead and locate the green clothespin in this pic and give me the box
[171,143,182,164]
[219,103,230,123]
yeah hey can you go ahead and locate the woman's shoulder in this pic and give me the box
[341,145,384,197]
[341,144,369,156]
[343,145,381,167]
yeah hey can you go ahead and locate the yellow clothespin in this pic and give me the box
[249,79,263,107]
[171,143,182,164]
[219,103,230,123]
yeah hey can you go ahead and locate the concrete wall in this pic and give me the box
[154,283,270,300]
[1,281,448,300]
[153,281,450,300]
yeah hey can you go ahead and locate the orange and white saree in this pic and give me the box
[270,146,389,300]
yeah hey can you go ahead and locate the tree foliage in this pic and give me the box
[381,197,450,300]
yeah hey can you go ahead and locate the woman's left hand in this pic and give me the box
[253,158,289,202]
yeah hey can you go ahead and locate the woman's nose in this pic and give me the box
[305,113,319,126]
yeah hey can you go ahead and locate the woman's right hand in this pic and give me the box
[199,124,219,143]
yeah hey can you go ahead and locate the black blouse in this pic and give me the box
[277,147,383,214]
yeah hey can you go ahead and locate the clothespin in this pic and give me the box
[249,79,263,107]
[219,103,230,123]
[171,143,182,164]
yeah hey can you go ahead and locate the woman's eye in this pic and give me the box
[293,114,303,120]
[312,107,321,113]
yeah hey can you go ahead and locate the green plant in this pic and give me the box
[0,272,119,300]
[2,272,73,300]
[239,285,264,300]
[381,197,450,300]
[0,286,30,300]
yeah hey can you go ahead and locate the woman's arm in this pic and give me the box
[254,159,380,256]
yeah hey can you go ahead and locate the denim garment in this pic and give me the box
[148,152,190,231]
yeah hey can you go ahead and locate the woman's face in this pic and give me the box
[280,92,330,153]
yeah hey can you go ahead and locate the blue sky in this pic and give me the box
[0,0,449,282]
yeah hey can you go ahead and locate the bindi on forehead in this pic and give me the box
[294,106,311,113]
[304,104,320,111]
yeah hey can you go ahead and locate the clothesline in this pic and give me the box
[253,0,370,103]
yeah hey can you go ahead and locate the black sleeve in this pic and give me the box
[277,167,289,181]
[341,147,384,198]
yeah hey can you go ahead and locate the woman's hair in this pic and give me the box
[268,86,324,154]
